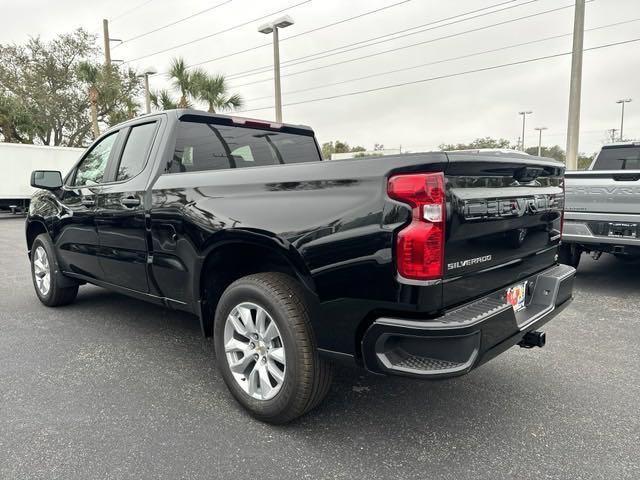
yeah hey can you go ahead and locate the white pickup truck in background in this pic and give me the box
[0,143,82,212]
[561,142,640,268]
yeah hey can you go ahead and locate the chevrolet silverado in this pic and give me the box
[561,142,640,268]
[26,110,575,423]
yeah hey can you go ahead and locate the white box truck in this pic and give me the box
[0,143,82,212]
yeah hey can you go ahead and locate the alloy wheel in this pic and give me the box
[33,246,51,296]
[223,302,286,400]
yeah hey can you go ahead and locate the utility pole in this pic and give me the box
[565,0,585,170]
[258,16,294,123]
[616,98,632,141]
[608,128,619,143]
[534,127,548,156]
[103,19,111,66]
[519,111,533,151]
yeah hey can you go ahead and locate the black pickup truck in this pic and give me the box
[26,110,575,423]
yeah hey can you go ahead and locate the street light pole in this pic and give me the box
[138,69,157,114]
[144,74,151,114]
[616,98,632,141]
[534,127,548,156]
[272,27,282,123]
[519,111,533,151]
[258,15,294,123]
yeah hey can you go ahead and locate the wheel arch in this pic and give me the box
[26,220,49,257]
[195,231,317,337]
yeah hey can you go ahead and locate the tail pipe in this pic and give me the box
[519,330,546,349]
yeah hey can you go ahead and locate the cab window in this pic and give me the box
[166,120,320,173]
[116,122,158,181]
[72,132,118,187]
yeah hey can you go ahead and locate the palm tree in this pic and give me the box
[124,97,140,119]
[149,89,179,110]
[76,61,101,138]
[168,57,205,108]
[194,73,243,113]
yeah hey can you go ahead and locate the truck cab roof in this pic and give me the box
[600,141,640,148]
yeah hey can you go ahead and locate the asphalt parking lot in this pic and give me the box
[0,216,638,480]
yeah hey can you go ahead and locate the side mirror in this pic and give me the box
[31,170,63,190]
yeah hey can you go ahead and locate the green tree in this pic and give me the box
[525,145,566,162]
[439,137,514,151]
[321,140,366,159]
[578,153,595,170]
[150,89,179,110]
[0,28,141,146]
[525,145,595,170]
[0,92,37,143]
[168,57,204,108]
[193,72,242,113]
[76,61,101,138]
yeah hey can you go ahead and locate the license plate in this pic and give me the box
[608,223,637,238]
[506,281,527,312]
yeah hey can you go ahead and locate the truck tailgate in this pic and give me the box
[563,171,640,246]
[442,153,564,308]
[565,171,640,215]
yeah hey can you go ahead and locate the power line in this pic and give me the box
[110,0,155,22]
[243,18,640,103]
[229,1,579,88]
[285,0,415,42]
[114,0,233,48]
[234,37,640,113]
[184,0,418,70]
[225,0,540,80]
[124,0,312,64]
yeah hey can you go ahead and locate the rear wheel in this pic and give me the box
[213,272,332,424]
[31,234,79,306]
[558,243,582,269]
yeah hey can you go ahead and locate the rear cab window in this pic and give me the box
[116,122,158,181]
[166,119,320,173]
[592,145,640,170]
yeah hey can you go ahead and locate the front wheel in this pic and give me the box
[214,273,332,424]
[558,243,582,269]
[31,234,79,306]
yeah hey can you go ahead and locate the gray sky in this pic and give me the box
[1,0,639,154]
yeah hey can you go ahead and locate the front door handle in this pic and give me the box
[81,198,95,207]
[121,196,141,208]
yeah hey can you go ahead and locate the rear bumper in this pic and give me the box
[361,264,575,378]
[563,212,640,248]
[563,222,640,249]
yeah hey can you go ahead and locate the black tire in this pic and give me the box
[30,233,79,307]
[558,243,582,269]
[213,272,332,424]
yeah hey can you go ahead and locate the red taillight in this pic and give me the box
[388,172,446,281]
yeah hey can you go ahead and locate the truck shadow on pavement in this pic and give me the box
[68,285,566,436]
[573,254,640,296]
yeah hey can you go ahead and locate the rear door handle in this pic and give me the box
[81,198,95,207]
[121,196,141,208]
